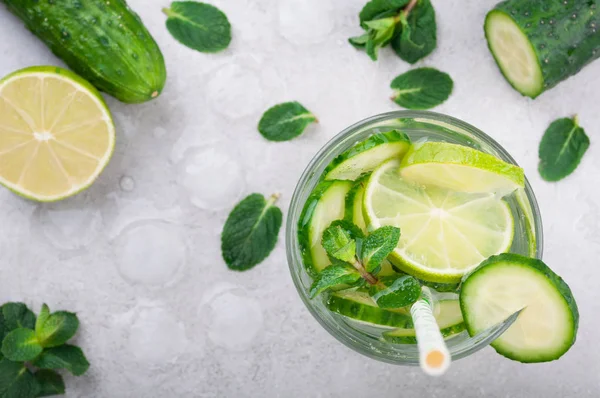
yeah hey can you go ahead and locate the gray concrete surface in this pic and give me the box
[0,0,598,396]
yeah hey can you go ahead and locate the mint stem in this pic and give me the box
[351,260,378,285]
[268,193,281,207]
[403,0,419,17]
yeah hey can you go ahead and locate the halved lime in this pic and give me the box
[0,66,115,202]
[364,159,514,283]
[400,142,524,195]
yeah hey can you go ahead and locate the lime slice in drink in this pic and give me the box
[364,159,514,283]
[0,66,115,202]
[400,142,524,195]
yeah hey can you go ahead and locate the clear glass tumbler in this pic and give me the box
[285,110,543,365]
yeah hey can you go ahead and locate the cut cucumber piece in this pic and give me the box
[325,130,411,181]
[344,175,369,232]
[327,290,413,328]
[485,1,600,98]
[460,254,579,363]
[364,159,514,283]
[383,300,465,344]
[298,180,353,275]
[400,142,524,196]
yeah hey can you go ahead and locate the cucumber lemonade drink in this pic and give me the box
[287,111,578,367]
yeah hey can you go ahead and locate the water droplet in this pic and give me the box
[37,204,103,251]
[127,303,189,364]
[539,44,546,49]
[199,284,264,351]
[540,19,545,24]
[526,22,532,28]
[119,175,135,192]
[572,13,578,19]
[549,18,556,24]
[278,0,335,45]
[114,220,187,288]
[544,58,550,63]
[178,146,245,211]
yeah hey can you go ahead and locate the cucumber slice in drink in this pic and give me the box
[460,254,579,363]
[298,180,353,275]
[400,142,524,196]
[364,159,514,283]
[324,130,411,181]
[383,300,466,344]
[344,175,369,232]
[327,290,413,328]
[485,1,600,98]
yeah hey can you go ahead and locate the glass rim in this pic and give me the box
[285,110,544,365]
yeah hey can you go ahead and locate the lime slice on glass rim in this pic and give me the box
[0,66,115,202]
[364,159,514,283]
[400,142,524,195]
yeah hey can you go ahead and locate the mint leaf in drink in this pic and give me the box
[360,226,401,273]
[322,225,357,263]
[163,2,231,53]
[221,193,283,271]
[349,33,369,48]
[0,359,40,398]
[391,0,436,63]
[364,17,397,61]
[35,306,79,348]
[2,303,36,332]
[309,264,362,298]
[34,370,65,397]
[1,328,43,362]
[370,275,421,308]
[34,345,90,377]
[258,102,317,142]
[359,0,410,24]
[538,116,590,182]
[391,67,453,110]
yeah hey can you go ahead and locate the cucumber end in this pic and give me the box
[485,10,544,98]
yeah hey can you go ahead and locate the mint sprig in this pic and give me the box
[0,303,89,398]
[350,0,437,63]
[310,222,401,297]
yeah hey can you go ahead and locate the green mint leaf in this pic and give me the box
[0,359,40,398]
[348,33,369,48]
[391,0,437,63]
[370,275,421,308]
[538,116,590,182]
[258,102,317,142]
[221,193,283,271]
[34,370,65,397]
[34,305,49,339]
[2,303,36,333]
[361,226,401,273]
[359,0,410,24]
[309,264,362,298]
[163,2,231,53]
[34,345,90,377]
[35,310,79,348]
[321,225,357,263]
[364,17,398,61]
[1,329,43,362]
[390,67,453,110]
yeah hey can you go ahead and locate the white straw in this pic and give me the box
[410,287,451,376]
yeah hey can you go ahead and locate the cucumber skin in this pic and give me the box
[382,322,465,344]
[323,130,410,180]
[3,0,166,103]
[327,294,413,328]
[460,253,579,363]
[487,0,600,98]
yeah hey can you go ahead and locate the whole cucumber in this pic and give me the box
[485,0,600,98]
[2,0,167,103]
